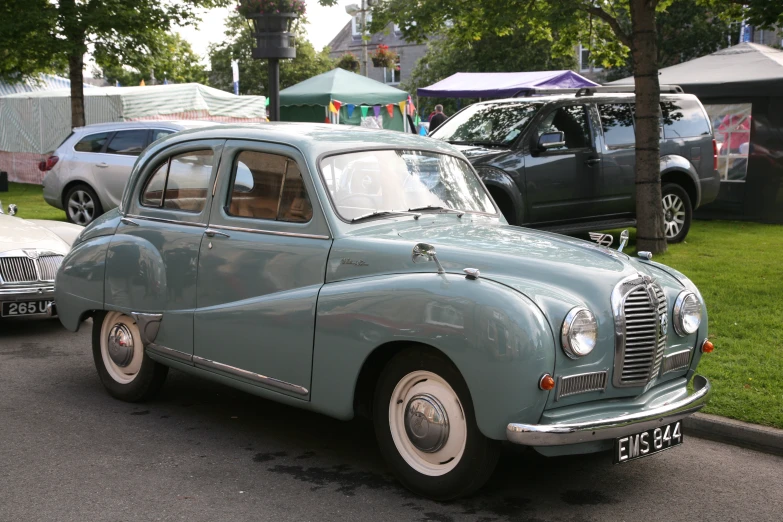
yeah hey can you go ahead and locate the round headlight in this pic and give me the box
[561,307,597,358]
[673,291,701,336]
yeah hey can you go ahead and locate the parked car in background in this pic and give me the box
[55,123,712,500]
[41,121,219,226]
[0,203,82,320]
[429,87,721,242]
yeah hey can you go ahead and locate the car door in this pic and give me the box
[96,129,152,209]
[106,140,224,357]
[595,103,637,215]
[193,140,332,399]
[523,103,601,223]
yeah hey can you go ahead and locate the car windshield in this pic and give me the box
[430,102,542,146]
[320,149,497,222]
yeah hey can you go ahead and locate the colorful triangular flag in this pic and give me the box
[139,79,146,86]
[361,106,369,118]
[324,117,331,123]
[347,104,355,118]
[332,100,342,113]
[398,101,406,115]
[386,104,394,118]
[328,101,338,114]
[373,105,381,118]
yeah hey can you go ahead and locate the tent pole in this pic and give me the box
[268,58,280,121]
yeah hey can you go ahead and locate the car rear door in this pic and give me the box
[96,129,151,209]
[193,140,332,400]
[595,103,636,215]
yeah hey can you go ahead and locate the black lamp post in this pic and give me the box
[242,4,300,121]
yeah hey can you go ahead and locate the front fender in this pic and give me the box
[476,166,525,225]
[310,273,555,440]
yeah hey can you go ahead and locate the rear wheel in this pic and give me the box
[373,347,500,500]
[661,183,692,243]
[65,184,102,226]
[92,311,168,402]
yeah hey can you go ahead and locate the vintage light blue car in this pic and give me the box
[55,123,712,500]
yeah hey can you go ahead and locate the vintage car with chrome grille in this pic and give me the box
[0,202,82,319]
[54,123,713,500]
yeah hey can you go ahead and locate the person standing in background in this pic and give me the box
[429,105,447,132]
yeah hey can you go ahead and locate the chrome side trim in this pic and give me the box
[662,349,692,374]
[146,343,194,365]
[124,214,207,228]
[120,217,140,227]
[209,224,329,241]
[192,355,309,396]
[556,371,608,400]
[130,312,163,345]
[0,284,54,296]
[507,375,711,446]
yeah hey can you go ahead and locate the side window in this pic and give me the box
[228,151,313,223]
[105,130,149,156]
[140,150,213,212]
[74,132,110,153]
[536,105,590,150]
[661,99,711,139]
[598,104,635,147]
[152,129,175,142]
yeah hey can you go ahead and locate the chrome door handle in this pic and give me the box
[585,158,601,166]
[205,228,230,238]
[120,217,139,227]
[96,162,109,168]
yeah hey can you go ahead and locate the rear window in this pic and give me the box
[598,104,635,147]
[74,132,110,153]
[661,98,711,139]
[140,150,213,213]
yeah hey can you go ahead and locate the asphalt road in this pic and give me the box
[1,319,781,522]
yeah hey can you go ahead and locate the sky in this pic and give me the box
[177,0,357,60]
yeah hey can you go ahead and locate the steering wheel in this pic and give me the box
[334,193,379,209]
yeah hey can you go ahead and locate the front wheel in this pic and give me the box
[662,183,692,243]
[92,311,168,402]
[373,348,500,500]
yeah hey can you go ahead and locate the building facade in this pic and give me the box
[326,16,428,86]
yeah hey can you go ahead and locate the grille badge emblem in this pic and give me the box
[659,313,669,337]
[23,249,40,260]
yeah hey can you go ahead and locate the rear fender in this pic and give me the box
[310,273,555,440]
[660,155,701,208]
[55,235,112,331]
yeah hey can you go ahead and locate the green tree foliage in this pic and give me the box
[0,0,231,127]
[96,33,208,87]
[403,31,577,115]
[208,12,333,95]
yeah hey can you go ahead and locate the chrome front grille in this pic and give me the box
[0,257,38,283]
[557,371,607,400]
[37,255,64,281]
[663,350,691,374]
[0,253,64,284]
[613,277,668,387]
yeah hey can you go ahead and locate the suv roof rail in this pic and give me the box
[512,84,684,98]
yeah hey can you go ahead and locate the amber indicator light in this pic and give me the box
[702,340,715,353]
[539,374,556,390]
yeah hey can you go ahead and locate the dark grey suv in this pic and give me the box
[429,89,720,242]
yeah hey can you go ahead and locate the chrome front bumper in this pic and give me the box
[507,375,711,446]
[0,284,57,317]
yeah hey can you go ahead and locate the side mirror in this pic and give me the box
[412,242,445,274]
[538,131,566,150]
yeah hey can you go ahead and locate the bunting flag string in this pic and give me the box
[332,100,342,113]
[386,104,394,118]
[361,106,369,118]
[398,101,406,115]
[373,105,381,118]
[328,101,338,114]
[346,104,355,118]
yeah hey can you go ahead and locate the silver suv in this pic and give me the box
[42,121,218,225]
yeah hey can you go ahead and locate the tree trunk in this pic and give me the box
[68,52,85,128]
[629,0,666,254]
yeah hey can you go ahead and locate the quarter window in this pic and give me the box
[140,150,213,212]
[105,130,148,156]
[536,105,590,150]
[228,151,313,223]
[598,104,636,147]
[74,132,110,153]
[661,99,711,139]
[152,129,175,142]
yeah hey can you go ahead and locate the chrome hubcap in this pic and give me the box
[107,323,134,367]
[404,393,450,453]
[68,190,95,225]
[662,193,685,239]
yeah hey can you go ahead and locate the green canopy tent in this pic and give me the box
[280,68,410,131]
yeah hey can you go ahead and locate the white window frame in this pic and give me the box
[384,56,401,85]
[579,44,603,73]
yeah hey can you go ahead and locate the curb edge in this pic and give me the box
[684,412,783,457]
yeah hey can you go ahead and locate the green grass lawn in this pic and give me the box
[3,182,66,221]
[6,181,783,428]
[598,222,783,429]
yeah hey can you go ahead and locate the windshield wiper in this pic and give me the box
[407,205,466,218]
[350,210,422,223]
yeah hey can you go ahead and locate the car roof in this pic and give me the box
[73,120,217,133]
[471,92,698,105]
[146,122,460,159]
